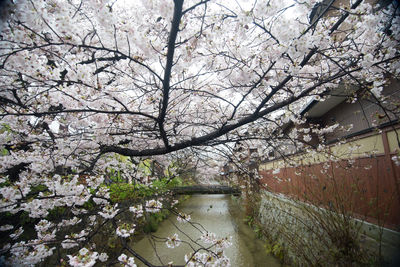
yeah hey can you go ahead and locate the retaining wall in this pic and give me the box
[258,190,400,266]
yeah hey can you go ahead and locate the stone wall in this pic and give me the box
[258,190,400,266]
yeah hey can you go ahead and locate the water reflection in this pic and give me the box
[132,195,281,267]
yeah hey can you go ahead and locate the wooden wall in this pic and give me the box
[259,129,400,230]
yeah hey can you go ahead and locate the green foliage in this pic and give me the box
[46,206,67,221]
[19,210,36,225]
[164,161,178,178]
[143,209,170,233]
[29,184,48,194]
[152,175,182,189]
[0,124,13,156]
[244,215,255,227]
[107,168,124,183]
[0,123,13,133]
[107,236,119,249]
[253,224,262,238]
[108,177,182,202]
[109,183,137,202]
[143,214,160,233]
[265,243,284,260]
[138,159,153,176]
[0,177,11,187]
[82,199,96,210]
[143,216,158,233]
[1,147,8,156]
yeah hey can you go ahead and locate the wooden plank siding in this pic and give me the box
[258,128,400,231]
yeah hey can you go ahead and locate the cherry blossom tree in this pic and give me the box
[0,0,399,266]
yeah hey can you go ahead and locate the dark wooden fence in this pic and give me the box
[259,129,400,230]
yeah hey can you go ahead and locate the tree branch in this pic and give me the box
[158,0,184,150]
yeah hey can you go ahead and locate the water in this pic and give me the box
[132,195,281,266]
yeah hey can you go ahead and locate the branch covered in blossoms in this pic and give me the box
[0,0,399,266]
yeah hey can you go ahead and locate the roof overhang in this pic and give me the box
[301,85,356,119]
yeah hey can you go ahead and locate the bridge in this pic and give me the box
[171,185,241,195]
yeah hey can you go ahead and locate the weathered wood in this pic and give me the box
[171,185,241,195]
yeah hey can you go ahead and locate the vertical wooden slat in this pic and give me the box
[382,130,400,215]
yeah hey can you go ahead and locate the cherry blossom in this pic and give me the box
[116,223,136,238]
[8,243,55,266]
[185,251,230,267]
[0,225,13,231]
[98,252,108,262]
[166,233,182,248]
[98,204,119,219]
[177,212,191,223]
[67,248,99,267]
[129,204,144,218]
[0,0,398,265]
[392,155,400,166]
[118,253,137,267]
[145,199,163,213]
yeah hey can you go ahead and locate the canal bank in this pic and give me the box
[257,190,400,266]
[131,194,281,266]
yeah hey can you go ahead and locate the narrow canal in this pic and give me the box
[132,194,281,266]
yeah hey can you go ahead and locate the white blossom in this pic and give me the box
[166,233,181,248]
[67,250,98,267]
[0,225,13,231]
[118,253,137,267]
[116,224,135,238]
[129,204,144,218]
[392,155,400,166]
[177,213,191,223]
[98,252,108,262]
[145,200,162,213]
[98,204,119,219]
